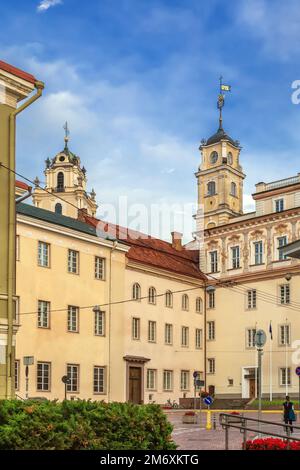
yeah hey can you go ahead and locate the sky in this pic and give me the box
[2,0,300,240]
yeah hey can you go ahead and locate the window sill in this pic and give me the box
[249,263,265,267]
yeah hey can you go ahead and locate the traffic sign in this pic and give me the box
[204,396,213,406]
[196,379,205,388]
[255,329,267,348]
[295,367,300,377]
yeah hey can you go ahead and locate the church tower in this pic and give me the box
[195,87,245,229]
[32,123,98,219]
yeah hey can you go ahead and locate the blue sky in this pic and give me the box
[2,0,300,239]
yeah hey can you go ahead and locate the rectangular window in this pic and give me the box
[147,369,157,390]
[93,366,106,394]
[67,306,79,333]
[181,326,189,347]
[247,289,257,309]
[95,257,105,280]
[275,199,284,213]
[278,236,288,261]
[280,284,290,305]
[94,310,105,336]
[38,241,50,267]
[279,324,290,346]
[210,251,218,273]
[254,241,263,265]
[195,329,202,349]
[148,321,156,343]
[207,321,215,341]
[165,324,173,345]
[38,300,50,328]
[208,291,215,309]
[231,246,240,269]
[208,358,215,374]
[67,364,79,392]
[15,360,20,391]
[180,370,190,391]
[246,328,256,348]
[132,318,140,340]
[163,370,173,391]
[37,362,51,391]
[68,249,79,274]
[280,368,291,386]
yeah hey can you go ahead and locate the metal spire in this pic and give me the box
[217,76,225,131]
[63,121,70,149]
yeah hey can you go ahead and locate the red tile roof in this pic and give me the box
[0,60,36,85]
[84,215,205,280]
[16,180,30,190]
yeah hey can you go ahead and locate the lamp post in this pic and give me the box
[61,375,71,400]
[254,330,266,435]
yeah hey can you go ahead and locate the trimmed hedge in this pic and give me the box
[0,399,176,450]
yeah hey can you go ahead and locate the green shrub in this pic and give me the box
[0,399,176,450]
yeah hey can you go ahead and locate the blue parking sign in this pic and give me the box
[204,396,213,406]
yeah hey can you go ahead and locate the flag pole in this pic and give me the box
[269,321,273,402]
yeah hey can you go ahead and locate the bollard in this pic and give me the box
[212,413,217,430]
[206,409,212,430]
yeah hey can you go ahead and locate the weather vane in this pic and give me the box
[217,76,231,129]
[63,121,70,148]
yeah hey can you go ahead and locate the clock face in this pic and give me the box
[210,151,218,164]
[227,152,233,164]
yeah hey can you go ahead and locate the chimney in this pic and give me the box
[78,207,88,222]
[171,231,183,251]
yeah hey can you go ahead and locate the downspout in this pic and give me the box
[6,81,44,398]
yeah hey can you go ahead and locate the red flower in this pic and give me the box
[245,437,300,450]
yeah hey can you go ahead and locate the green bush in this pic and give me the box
[0,399,176,450]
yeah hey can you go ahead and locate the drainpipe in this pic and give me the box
[6,81,44,398]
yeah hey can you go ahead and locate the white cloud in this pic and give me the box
[37,0,62,13]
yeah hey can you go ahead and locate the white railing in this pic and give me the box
[264,175,299,191]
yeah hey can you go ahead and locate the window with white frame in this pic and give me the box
[207,321,215,340]
[94,310,105,336]
[163,370,173,391]
[280,367,291,386]
[93,366,106,393]
[37,362,51,391]
[132,317,140,340]
[275,198,284,213]
[195,328,202,349]
[254,241,263,265]
[279,324,290,346]
[148,321,156,342]
[277,236,288,261]
[68,249,79,274]
[180,370,190,391]
[208,358,215,374]
[15,360,20,391]
[182,294,189,311]
[38,300,50,328]
[196,297,203,313]
[95,257,105,280]
[38,241,50,267]
[247,290,257,309]
[165,290,173,308]
[279,284,290,304]
[148,286,156,304]
[147,369,156,390]
[210,251,218,273]
[208,290,215,309]
[181,326,189,347]
[67,364,79,392]
[231,245,240,269]
[165,323,173,345]
[246,328,256,348]
[67,306,79,333]
[132,283,141,301]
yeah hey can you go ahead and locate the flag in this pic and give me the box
[221,84,231,92]
[269,321,273,340]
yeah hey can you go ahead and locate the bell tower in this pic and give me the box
[195,83,245,229]
[33,123,98,218]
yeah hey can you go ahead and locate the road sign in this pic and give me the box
[255,329,267,348]
[296,367,300,377]
[23,356,34,366]
[196,379,205,388]
[204,396,213,406]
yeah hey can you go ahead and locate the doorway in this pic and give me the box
[249,378,256,399]
[129,367,142,404]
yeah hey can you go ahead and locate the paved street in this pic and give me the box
[166,411,300,450]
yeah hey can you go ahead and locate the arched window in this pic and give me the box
[182,294,189,311]
[132,283,141,301]
[231,182,237,197]
[55,203,62,215]
[148,287,156,304]
[165,290,173,308]
[207,181,216,196]
[196,297,203,313]
[57,172,64,192]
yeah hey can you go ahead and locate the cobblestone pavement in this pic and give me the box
[166,411,300,450]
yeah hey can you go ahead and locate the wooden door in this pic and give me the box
[129,367,142,404]
[249,379,256,398]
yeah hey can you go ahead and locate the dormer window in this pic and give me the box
[57,172,64,192]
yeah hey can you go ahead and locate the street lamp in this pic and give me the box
[61,375,71,400]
